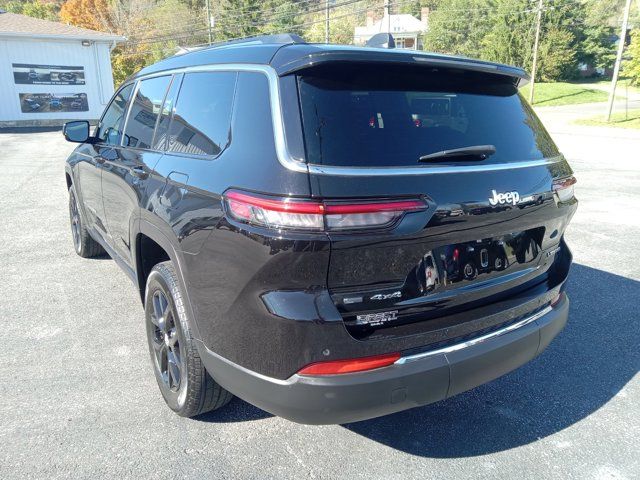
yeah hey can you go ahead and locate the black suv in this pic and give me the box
[63,35,577,424]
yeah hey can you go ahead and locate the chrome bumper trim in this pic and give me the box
[395,305,553,365]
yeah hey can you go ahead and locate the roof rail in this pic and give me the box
[202,33,305,50]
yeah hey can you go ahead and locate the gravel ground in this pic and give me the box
[0,112,638,479]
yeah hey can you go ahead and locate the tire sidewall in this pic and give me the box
[68,186,82,255]
[145,267,190,412]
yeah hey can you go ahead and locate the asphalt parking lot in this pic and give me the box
[1,108,638,479]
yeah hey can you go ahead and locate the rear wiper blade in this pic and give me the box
[418,145,496,162]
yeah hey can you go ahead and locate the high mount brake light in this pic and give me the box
[224,190,427,231]
[297,352,401,375]
[552,176,576,203]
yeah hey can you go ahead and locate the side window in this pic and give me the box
[96,83,134,145]
[152,74,182,151]
[167,72,237,157]
[123,75,171,149]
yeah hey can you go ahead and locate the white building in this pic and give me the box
[0,10,124,126]
[354,9,429,50]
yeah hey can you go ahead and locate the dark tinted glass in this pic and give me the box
[152,74,182,151]
[124,75,171,149]
[298,65,559,167]
[168,72,237,157]
[97,83,133,145]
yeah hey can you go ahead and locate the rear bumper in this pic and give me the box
[197,295,569,425]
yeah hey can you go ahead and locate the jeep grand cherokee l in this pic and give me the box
[62,34,577,424]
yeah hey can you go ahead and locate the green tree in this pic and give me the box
[304,3,362,45]
[260,0,303,36]
[624,29,640,86]
[398,0,442,18]
[423,0,492,58]
[534,0,581,81]
[537,27,576,81]
[480,0,536,68]
[0,0,59,20]
[423,0,588,81]
[216,0,262,40]
[577,0,632,75]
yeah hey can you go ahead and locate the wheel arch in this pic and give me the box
[135,220,202,341]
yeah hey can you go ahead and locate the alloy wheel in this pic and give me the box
[149,290,182,391]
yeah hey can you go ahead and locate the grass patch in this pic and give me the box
[581,78,639,93]
[574,109,640,129]
[520,81,609,106]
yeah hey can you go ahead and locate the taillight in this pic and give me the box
[553,176,576,203]
[297,352,401,375]
[225,190,324,230]
[224,190,427,232]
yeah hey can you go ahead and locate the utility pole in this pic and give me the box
[528,0,543,104]
[325,0,330,44]
[385,0,390,33]
[205,0,213,45]
[605,0,633,122]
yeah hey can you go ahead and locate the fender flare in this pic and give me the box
[136,218,203,341]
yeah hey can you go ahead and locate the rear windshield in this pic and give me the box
[297,65,558,167]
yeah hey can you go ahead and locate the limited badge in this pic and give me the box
[355,310,399,326]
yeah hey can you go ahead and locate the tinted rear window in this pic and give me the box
[297,65,558,167]
[167,71,237,157]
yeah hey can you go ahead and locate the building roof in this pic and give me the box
[355,14,428,38]
[0,11,124,42]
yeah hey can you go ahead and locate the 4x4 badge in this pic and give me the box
[489,189,520,206]
[370,291,402,301]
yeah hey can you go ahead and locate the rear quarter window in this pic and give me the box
[167,71,237,157]
[297,65,559,167]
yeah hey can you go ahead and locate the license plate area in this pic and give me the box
[335,227,548,338]
[417,227,545,295]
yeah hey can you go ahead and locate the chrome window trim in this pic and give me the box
[307,156,563,176]
[119,79,140,148]
[395,304,553,365]
[131,64,563,177]
[132,64,308,174]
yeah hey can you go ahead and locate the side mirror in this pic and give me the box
[63,120,90,143]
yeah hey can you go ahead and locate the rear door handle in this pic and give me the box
[130,166,149,179]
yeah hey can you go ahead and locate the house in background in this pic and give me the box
[0,10,124,127]
[354,8,429,50]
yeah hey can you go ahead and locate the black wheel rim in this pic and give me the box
[69,192,81,251]
[149,290,182,391]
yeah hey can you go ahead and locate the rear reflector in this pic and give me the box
[550,291,564,307]
[224,190,426,231]
[297,352,401,375]
[553,176,576,203]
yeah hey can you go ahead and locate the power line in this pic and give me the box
[124,0,370,46]
[116,0,417,55]
[125,0,545,49]
[124,0,322,40]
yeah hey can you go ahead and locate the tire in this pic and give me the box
[145,261,233,417]
[68,186,104,258]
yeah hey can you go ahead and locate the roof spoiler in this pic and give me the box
[365,33,395,49]
[273,48,530,87]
